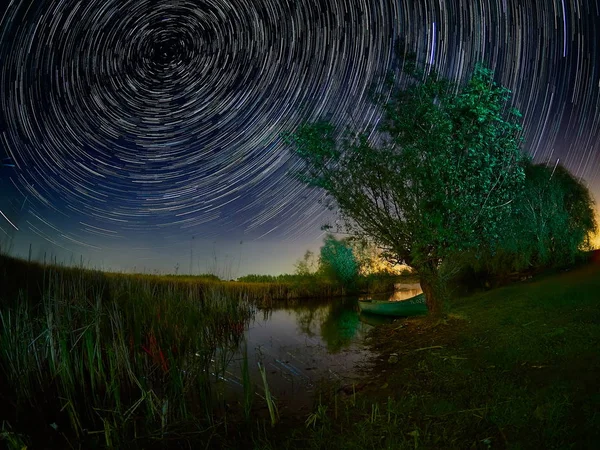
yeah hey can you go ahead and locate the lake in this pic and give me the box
[212,285,423,415]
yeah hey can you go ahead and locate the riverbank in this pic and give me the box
[0,253,412,306]
[1,253,598,448]
[247,260,600,449]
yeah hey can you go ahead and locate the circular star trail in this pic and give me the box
[0,0,598,274]
[0,0,398,238]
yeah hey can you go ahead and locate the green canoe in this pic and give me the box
[358,293,428,317]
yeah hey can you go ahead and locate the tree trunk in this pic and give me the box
[418,262,445,316]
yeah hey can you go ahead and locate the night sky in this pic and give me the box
[0,0,599,276]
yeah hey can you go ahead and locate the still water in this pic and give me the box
[214,285,423,413]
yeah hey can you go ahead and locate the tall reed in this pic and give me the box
[0,259,256,447]
[257,362,278,427]
[241,342,253,421]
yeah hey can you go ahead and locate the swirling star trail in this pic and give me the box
[0,0,599,275]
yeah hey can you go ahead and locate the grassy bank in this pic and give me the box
[0,253,341,305]
[249,260,600,449]
[0,252,404,306]
[0,252,406,448]
[0,251,408,310]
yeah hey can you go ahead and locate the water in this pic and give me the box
[211,297,371,413]
[387,287,423,301]
[213,284,423,413]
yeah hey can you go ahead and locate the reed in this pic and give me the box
[257,362,278,427]
[0,422,28,450]
[0,255,256,447]
[241,342,253,422]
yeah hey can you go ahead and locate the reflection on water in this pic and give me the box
[388,288,422,301]
[217,297,374,412]
[358,312,395,326]
[215,286,423,411]
[320,300,361,352]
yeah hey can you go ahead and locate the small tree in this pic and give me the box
[284,58,527,315]
[345,237,405,275]
[318,234,359,288]
[294,250,318,277]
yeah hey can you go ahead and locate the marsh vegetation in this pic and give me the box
[0,250,409,448]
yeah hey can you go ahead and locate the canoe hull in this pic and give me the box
[358,293,427,317]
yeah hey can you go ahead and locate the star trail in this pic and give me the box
[0,0,599,275]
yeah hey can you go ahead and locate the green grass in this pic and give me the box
[0,253,258,448]
[247,262,600,449]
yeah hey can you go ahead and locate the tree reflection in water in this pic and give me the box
[319,298,361,353]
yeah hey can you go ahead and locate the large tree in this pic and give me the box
[284,60,528,315]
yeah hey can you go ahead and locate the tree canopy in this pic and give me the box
[284,60,528,314]
[465,160,598,276]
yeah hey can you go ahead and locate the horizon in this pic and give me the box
[1,236,597,279]
[1,0,599,276]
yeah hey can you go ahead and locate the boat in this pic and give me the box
[358,293,428,317]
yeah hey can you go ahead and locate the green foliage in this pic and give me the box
[285,57,528,312]
[318,234,359,288]
[237,274,281,283]
[520,162,597,265]
[464,161,598,276]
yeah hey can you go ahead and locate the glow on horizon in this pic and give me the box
[592,209,600,250]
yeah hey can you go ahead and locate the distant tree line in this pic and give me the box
[238,235,408,294]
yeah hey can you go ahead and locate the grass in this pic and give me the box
[0,253,257,448]
[248,260,600,449]
[0,252,344,307]
[258,362,279,427]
